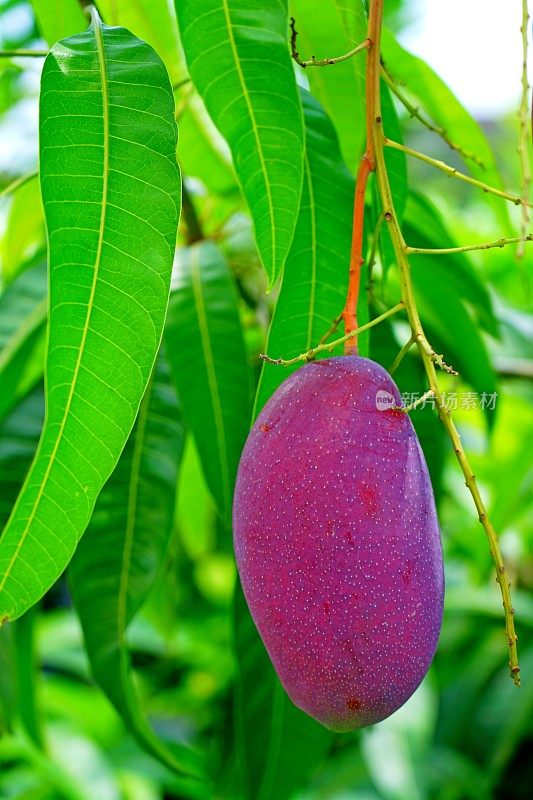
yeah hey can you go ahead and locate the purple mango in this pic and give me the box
[233,356,444,731]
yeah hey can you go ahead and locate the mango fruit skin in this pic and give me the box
[233,356,444,731]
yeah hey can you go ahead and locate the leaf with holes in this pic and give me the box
[165,241,252,525]
[176,0,304,284]
[70,355,204,779]
[0,15,180,622]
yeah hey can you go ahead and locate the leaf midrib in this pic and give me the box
[220,0,276,274]
[0,14,110,599]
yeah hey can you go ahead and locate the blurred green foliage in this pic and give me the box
[0,0,531,798]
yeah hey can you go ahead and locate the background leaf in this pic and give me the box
[176,0,304,284]
[0,263,47,424]
[166,241,252,526]
[381,29,511,232]
[0,175,45,284]
[255,88,355,410]
[233,582,332,800]
[30,0,87,44]
[289,0,367,170]
[0,19,181,621]
[70,355,204,780]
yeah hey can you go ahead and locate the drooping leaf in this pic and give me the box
[289,0,367,169]
[233,581,332,800]
[165,241,252,525]
[0,263,47,424]
[381,29,511,232]
[255,88,355,411]
[0,17,181,621]
[70,356,204,780]
[176,0,304,284]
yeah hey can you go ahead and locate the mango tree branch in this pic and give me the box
[289,17,370,67]
[0,49,48,57]
[384,138,532,207]
[259,302,404,366]
[0,170,38,199]
[406,234,532,255]
[341,0,384,353]
[380,64,485,168]
[370,1,520,684]
[517,0,531,258]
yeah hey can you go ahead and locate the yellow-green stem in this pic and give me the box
[260,302,404,366]
[385,138,532,208]
[371,6,520,684]
[517,0,531,258]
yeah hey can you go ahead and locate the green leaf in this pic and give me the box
[70,356,203,780]
[406,242,497,413]
[97,0,184,84]
[0,389,43,531]
[255,88,355,412]
[289,0,367,169]
[30,0,87,43]
[0,175,45,284]
[176,0,304,284]
[0,17,181,621]
[381,29,511,232]
[165,241,252,524]
[233,581,332,800]
[0,263,47,424]
[404,193,498,337]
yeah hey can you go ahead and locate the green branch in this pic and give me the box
[0,170,38,199]
[289,17,370,68]
[372,16,520,684]
[259,302,404,366]
[517,0,531,258]
[406,234,532,256]
[0,49,48,58]
[384,138,532,208]
[380,65,485,168]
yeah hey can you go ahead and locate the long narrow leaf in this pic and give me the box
[0,18,181,621]
[176,0,304,284]
[165,241,252,525]
[70,356,204,780]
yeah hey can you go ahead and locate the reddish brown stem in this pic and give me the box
[342,0,384,354]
